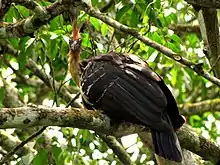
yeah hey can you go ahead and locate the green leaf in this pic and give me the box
[50,39,58,59]
[130,7,139,27]
[90,17,100,31]
[50,32,59,40]
[82,33,91,48]
[91,0,98,7]
[169,13,178,24]
[17,153,35,165]
[81,130,90,143]
[18,37,29,69]
[0,88,5,105]
[151,33,163,44]
[7,38,19,49]
[18,50,27,69]
[33,149,48,165]
[167,42,180,53]
[171,34,181,43]
[52,145,63,164]
[116,5,132,21]
[154,0,161,9]
[25,38,35,51]
[101,23,108,36]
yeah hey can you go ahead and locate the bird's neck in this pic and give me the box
[68,50,81,87]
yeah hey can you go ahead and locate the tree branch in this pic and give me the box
[13,0,47,20]
[200,8,220,77]
[1,1,220,87]
[179,98,220,116]
[0,106,146,137]
[184,0,220,8]
[75,1,220,87]
[1,40,135,164]
[0,40,80,107]
[99,135,135,165]
[0,130,35,158]
[168,24,200,35]
[0,106,219,163]
[177,124,220,163]
[0,0,66,38]
[0,126,46,164]
[139,132,201,165]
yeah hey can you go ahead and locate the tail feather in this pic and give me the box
[151,114,183,162]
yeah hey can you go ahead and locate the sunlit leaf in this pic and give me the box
[91,0,98,7]
[90,17,100,31]
[25,38,35,51]
[167,42,180,53]
[52,145,62,164]
[101,23,108,36]
[0,88,5,105]
[171,34,181,43]
[130,7,139,27]
[116,5,132,21]
[33,149,48,165]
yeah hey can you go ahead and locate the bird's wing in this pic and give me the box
[81,54,172,132]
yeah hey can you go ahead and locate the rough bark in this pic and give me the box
[203,8,220,77]
[184,0,220,8]
[1,1,220,87]
[0,106,219,163]
[179,98,220,115]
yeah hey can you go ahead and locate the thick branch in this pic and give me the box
[0,0,66,38]
[168,24,200,35]
[76,1,220,87]
[0,106,219,163]
[177,125,220,163]
[1,1,220,86]
[139,133,201,165]
[184,0,220,8]
[0,130,34,157]
[179,98,220,116]
[0,106,146,137]
[13,0,47,20]
[200,8,220,77]
[0,78,38,160]
[2,78,24,108]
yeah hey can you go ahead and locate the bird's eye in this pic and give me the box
[69,39,73,45]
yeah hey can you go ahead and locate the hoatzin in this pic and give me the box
[68,17,185,162]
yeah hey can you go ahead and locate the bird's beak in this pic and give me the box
[69,39,82,52]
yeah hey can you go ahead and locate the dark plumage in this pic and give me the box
[67,16,185,162]
[80,53,185,162]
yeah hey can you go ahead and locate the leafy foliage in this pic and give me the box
[0,0,219,164]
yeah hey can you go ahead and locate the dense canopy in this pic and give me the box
[0,0,220,165]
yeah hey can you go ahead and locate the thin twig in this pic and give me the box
[46,55,58,106]
[100,0,114,13]
[107,30,115,53]
[78,2,220,87]
[209,54,220,73]
[100,134,135,165]
[0,126,47,164]
[66,92,81,107]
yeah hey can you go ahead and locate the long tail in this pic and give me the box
[151,114,183,162]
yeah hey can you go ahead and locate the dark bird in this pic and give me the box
[68,17,185,162]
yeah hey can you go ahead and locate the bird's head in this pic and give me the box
[69,38,82,53]
[69,10,82,53]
